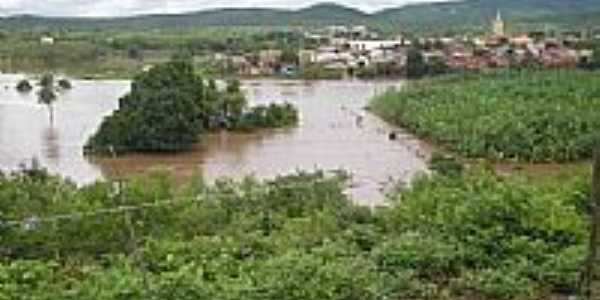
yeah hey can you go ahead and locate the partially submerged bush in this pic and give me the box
[39,73,54,88]
[57,79,72,89]
[15,79,32,93]
[234,102,299,131]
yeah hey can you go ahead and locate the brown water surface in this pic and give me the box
[0,75,429,205]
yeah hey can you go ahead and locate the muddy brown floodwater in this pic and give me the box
[0,75,430,205]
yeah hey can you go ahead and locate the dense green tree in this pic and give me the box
[38,75,57,124]
[87,61,205,153]
[222,79,247,123]
[16,79,32,93]
[426,56,449,75]
[39,73,54,89]
[127,44,142,60]
[406,48,427,79]
[57,79,72,89]
[281,47,300,65]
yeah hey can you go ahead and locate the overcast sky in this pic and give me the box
[0,0,452,17]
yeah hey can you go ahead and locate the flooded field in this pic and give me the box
[0,75,429,205]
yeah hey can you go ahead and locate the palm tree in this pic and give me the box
[40,73,54,89]
[38,85,57,124]
[38,73,59,124]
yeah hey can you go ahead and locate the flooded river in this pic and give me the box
[0,75,429,205]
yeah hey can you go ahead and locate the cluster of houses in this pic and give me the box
[214,12,598,77]
[426,12,597,70]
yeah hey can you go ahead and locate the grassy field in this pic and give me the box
[371,70,600,163]
[0,26,303,79]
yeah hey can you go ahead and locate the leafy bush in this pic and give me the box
[0,168,590,299]
[429,152,464,177]
[57,79,72,89]
[15,79,32,92]
[234,103,299,131]
[371,70,600,162]
[299,65,344,80]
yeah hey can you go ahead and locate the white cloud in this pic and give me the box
[0,0,452,17]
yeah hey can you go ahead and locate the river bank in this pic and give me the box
[0,75,429,205]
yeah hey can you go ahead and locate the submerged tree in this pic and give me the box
[406,48,427,79]
[58,79,72,90]
[40,73,54,89]
[222,79,247,123]
[16,79,33,93]
[86,60,205,153]
[38,74,57,124]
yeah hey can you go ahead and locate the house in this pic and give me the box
[327,26,349,37]
[348,40,402,53]
[40,36,54,45]
[299,50,317,66]
[540,48,579,68]
[510,35,533,47]
[259,50,283,74]
[350,26,369,39]
[259,50,282,65]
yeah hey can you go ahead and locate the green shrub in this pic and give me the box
[430,152,464,177]
[0,168,591,299]
[234,103,299,131]
[15,79,32,92]
[57,79,72,89]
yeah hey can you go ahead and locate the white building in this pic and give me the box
[348,40,402,53]
[40,36,54,45]
[492,11,505,36]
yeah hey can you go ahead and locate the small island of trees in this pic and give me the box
[86,60,298,154]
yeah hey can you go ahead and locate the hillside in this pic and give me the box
[1,1,600,31]
[377,0,600,29]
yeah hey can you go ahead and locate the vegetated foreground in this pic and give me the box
[371,70,600,162]
[0,165,589,300]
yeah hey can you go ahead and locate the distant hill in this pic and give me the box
[1,1,600,31]
[376,0,600,29]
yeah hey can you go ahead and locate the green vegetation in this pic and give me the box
[86,60,298,154]
[298,65,345,80]
[0,2,596,79]
[355,63,404,79]
[0,162,590,299]
[404,48,450,79]
[86,61,205,153]
[371,70,600,162]
[1,1,599,33]
[15,79,32,93]
[37,74,58,124]
[57,78,72,89]
[235,103,299,131]
[0,27,307,79]
[406,48,428,79]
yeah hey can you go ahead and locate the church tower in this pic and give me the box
[492,10,505,36]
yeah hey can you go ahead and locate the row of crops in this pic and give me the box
[371,70,600,162]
